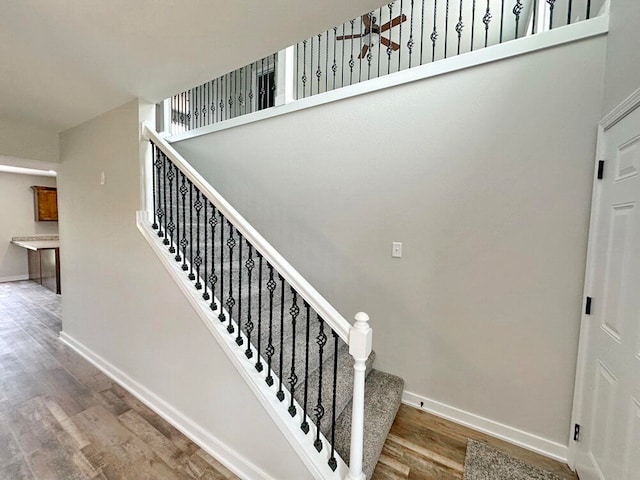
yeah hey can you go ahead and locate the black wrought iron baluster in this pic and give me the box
[249,63,254,111]
[327,330,339,471]
[276,274,285,402]
[366,13,373,79]
[228,73,234,120]
[188,180,195,281]
[162,152,169,245]
[208,206,218,310]
[547,0,555,29]
[325,30,329,92]
[154,148,164,237]
[586,0,591,19]
[179,172,188,271]
[377,8,382,77]
[567,0,573,25]
[271,53,276,107]
[531,0,537,34]
[387,4,393,73]
[514,0,523,38]
[174,164,181,263]
[456,0,464,55]
[408,0,415,68]
[358,18,363,82]
[500,0,505,42]
[471,0,477,50]
[260,58,266,108]
[316,34,322,95]
[332,27,337,90]
[288,289,299,416]
[420,0,426,64]
[193,86,199,128]
[235,232,243,345]
[193,191,203,289]
[166,159,175,254]
[398,0,404,72]
[314,315,327,452]
[341,23,346,88]
[302,41,308,98]
[445,0,450,58]
[255,253,264,372]
[244,242,254,359]
[310,34,315,96]
[349,19,355,84]
[300,301,311,434]
[202,200,209,301]
[151,142,158,230]
[265,264,276,386]
[218,77,223,123]
[225,221,235,334]
[483,0,492,47]
[218,211,226,323]
[431,0,438,62]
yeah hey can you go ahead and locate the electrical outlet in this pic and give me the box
[392,242,402,258]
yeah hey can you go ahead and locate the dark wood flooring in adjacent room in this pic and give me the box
[0,281,238,480]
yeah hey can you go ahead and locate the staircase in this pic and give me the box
[139,124,404,479]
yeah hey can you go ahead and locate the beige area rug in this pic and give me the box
[463,440,563,480]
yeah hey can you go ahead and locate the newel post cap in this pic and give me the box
[349,312,372,359]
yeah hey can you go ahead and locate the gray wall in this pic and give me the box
[602,0,640,114]
[175,35,607,447]
[0,172,58,281]
[58,99,312,479]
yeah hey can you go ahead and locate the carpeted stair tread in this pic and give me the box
[332,369,404,480]
[294,344,376,437]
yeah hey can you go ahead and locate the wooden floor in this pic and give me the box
[0,281,238,480]
[371,405,579,480]
[0,280,579,480]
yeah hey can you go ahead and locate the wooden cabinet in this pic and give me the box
[31,186,58,221]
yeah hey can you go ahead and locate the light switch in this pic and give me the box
[392,242,402,258]
[100,171,106,185]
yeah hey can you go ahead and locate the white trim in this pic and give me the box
[142,125,353,343]
[134,211,347,480]
[600,86,640,131]
[167,16,608,143]
[0,274,30,283]
[568,84,640,470]
[402,390,569,463]
[59,332,275,480]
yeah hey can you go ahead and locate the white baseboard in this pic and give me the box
[402,390,569,463]
[0,274,29,283]
[59,331,276,480]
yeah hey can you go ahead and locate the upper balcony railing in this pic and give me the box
[165,0,605,136]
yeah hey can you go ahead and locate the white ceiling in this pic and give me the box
[0,0,383,133]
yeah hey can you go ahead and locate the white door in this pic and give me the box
[572,103,640,480]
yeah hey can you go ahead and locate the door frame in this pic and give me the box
[568,85,640,470]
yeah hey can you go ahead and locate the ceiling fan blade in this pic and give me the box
[380,36,401,51]
[380,14,408,32]
[358,44,369,59]
[362,14,372,28]
[336,34,365,41]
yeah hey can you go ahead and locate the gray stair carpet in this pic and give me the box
[160,201,404,478]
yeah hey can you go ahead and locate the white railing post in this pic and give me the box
[346,312,372,480]
[275,46,295,106]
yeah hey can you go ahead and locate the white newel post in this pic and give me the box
[346,312,372,480]
[275,46,295,106]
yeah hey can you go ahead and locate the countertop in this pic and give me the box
[11,236,60,251]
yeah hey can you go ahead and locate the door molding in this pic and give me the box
[568,85,640,470]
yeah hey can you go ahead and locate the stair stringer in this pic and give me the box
[136,210,349,480]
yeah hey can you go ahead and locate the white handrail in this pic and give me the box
[142,122,352,343]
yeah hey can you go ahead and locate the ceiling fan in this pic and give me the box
[336,13,408,59]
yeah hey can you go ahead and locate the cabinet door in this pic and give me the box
[31,186,58,221]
